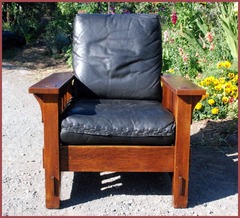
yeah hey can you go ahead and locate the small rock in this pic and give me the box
[32,191,37,197]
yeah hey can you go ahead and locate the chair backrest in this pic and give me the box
[72,13,162,100]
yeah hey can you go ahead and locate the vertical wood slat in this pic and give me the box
[60,85,73,113]
[162,83,169,109]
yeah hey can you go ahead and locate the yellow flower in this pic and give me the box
[228,73,235,79]
[213,79,219,86]
[233,91,238,99]
[223,61,231,68]
[167,68,174,73]
[208,99,215,105]
[219,77,225,84]
[205,80,210,86]
[222,96,229,104]
[233,74,238,83]
[212,107,219,115]
[225,88,232,94]
[208,76,215,81]
[231,85,238,93]
[200,81,205,86]
[195,102,203,110]
[204,76,214,86]
[217,61,223,69]
[214,85,222,91]
[225,82,232,89]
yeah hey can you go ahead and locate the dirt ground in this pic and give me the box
[2,44,238,216]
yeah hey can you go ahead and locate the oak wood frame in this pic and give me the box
[29,73,205,209]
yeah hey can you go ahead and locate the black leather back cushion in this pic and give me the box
[73,14,162,100]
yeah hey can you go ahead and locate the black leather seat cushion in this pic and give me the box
[72,14,162,100]
[60,98,175,145]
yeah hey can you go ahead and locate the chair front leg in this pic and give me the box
[42,94,61,209]
[172,95,199,208]
[29,73,74,209]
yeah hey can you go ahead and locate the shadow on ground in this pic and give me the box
[61,119,238,208]
[2,44,65,70]
[188,118,238,207]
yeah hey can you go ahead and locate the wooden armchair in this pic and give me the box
[29,14,205,209]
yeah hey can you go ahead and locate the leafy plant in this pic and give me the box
[215,2,238,61]
[44,19,71,54]
[2,2,56,43]
[162,2,236,80]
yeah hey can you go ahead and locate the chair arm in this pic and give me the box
[29,72,74,95]
[29,72,75,123]
[161,74,205,96]
[161,74,206,122]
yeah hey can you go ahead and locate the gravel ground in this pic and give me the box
[2,53,238,216]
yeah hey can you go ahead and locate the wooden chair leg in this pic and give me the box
[171,95,192,208]
[45,170,61,209]
[172,171,189,208]
[172,136,190,208]
[43,94,61,209]
[43,141,61,209]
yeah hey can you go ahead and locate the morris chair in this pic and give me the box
[29,14,205,209]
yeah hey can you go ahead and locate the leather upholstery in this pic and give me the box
[63,14,175,146]
[60,99,175,145]
[72,14,162,100]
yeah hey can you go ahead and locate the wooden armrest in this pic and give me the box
[29,72,75,123]
[161,74,205,96]
[29,72,74,95]
[161,74,206,121]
